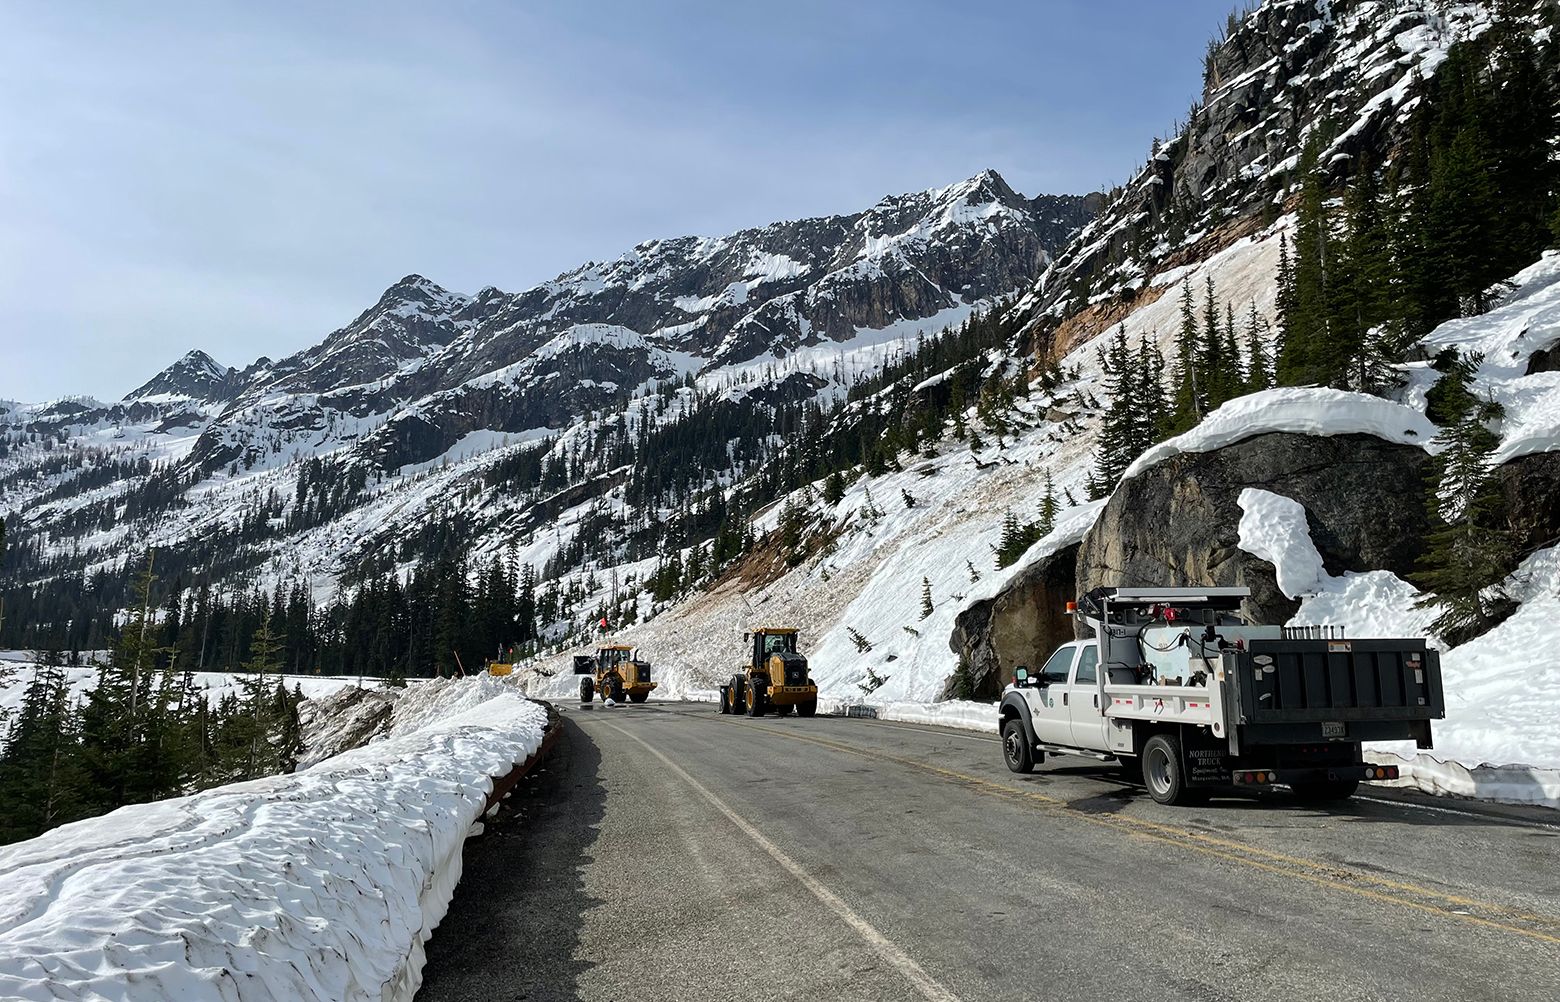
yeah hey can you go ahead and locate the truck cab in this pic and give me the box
[1006,641,1107,750]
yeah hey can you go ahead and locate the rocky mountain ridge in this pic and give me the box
[0,170,1093,628]
[1010,0,1496,358]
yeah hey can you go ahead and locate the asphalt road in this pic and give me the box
[417,701,1560,1002]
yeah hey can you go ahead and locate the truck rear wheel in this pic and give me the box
[580,678,593,703]
[1291,778,1359,802]
[1002,719,1035,774]
[1142,734,1190,805]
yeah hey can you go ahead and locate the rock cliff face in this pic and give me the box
[955,432,1433,690]
[1009,0,1492,354]
[1077,432,1432,622]
[1499,452,1560,553]
[949,542,1078,700]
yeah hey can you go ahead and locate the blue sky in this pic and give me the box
[1,0,1235,401]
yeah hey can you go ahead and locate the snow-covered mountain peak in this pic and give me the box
[123,349,235,403]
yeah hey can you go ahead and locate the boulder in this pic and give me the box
[949,542,1079,700]
[1076,432,1433,624]
[1498,451,1560,551]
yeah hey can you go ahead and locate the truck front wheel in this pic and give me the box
[1002,719,1035,774]
[1142,734,1189,805]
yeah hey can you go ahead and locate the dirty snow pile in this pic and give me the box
[1236,487,1560,806]
[0,677,546,1002]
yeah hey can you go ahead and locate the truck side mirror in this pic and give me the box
[1014,667,1029,685]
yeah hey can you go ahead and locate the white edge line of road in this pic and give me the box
[599,718,966,1002]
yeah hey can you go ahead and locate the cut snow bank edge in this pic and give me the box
[1121,388,1437,481]
[0,677,548,1002]
[1365,750,1560,810]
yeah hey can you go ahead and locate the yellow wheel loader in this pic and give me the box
[719,628,817,717]
[578,644,657,704]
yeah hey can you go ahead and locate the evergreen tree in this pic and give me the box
[0,651,87,843]
[1413,351,1515,644]
[919,577,933,620]
[1037,469,1059,538]
[1274,231,1295,366]
[1243,301,1273,390]
[1171,282,1202,429]
[1090,326,1137,496]
[823,470,846,507]
[1279,137,1332,386]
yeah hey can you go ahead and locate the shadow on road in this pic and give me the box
[1031,762,1556,829]
[417,715,606,1002]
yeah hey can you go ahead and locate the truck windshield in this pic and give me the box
[1039,646,1075,686]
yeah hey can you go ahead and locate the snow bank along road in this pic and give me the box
[418,701,1560,1002]
[0,679,547,1002]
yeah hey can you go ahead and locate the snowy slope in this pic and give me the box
[519,225,1294,705]
[0,657,374,739]
[0,677,546,1002]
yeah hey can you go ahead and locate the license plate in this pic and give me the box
[1321,721,1346,738]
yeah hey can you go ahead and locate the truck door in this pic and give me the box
[1030,643,1079,745]
[1066,644,1107,749]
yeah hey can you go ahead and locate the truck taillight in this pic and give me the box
[1234,770,1274,785]
[1367,766,1398,781]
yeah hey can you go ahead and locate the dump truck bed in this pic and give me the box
[1100,638,1443,752]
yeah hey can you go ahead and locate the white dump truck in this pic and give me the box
[998,586,1445,805]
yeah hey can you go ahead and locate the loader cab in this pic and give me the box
[597,645,633,669]
[750,628,798,667]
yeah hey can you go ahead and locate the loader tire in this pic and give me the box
[718,686,729,714]
[797,700,817,717]
[629,691,648,704]
[747,682,766,717]
[580,678,593,703]
[610,677,625,703]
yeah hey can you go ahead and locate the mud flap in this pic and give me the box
[1183,728,1231,787]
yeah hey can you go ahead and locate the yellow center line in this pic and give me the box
[714,719,1560,947]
